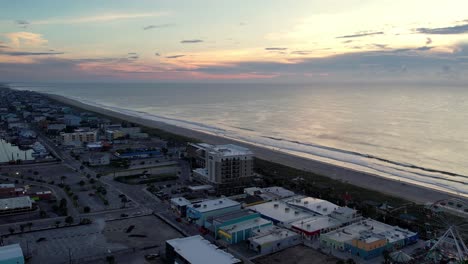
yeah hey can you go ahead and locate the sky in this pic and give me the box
[0,0,468,82]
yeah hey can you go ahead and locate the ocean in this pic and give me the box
[10,82,468,197]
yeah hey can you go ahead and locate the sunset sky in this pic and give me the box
[1,0,468,82]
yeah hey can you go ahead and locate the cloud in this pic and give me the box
[372,44,388,49]
[336,31,384,39]
[5,32,47,48]
[191,44,468,82]
[32,12,167,25]
[265,47,287,51]
[15,20,30,28]
[165,55,185,59]
[291,50,313,55]
[239,22,246,26]
[180,39,203,44]
[128,52,137,55]
[0,50,64,56]
[426,37,432,45]
[143,23,174,30]
[342,40,353,44]
[155,52,160,56]
[416,22,468,34]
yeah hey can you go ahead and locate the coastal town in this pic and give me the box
[0,85,466,264]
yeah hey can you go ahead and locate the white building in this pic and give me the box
[166,235,241,264]
[0,196,33,215]
[88,153,110,166]
[248,201,312,227]
[192,144,254,185]
[248,226,301,255]
[60,129,97,145]
[291,216,341,240]
[286,196,340,216]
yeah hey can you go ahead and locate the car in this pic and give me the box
[36,237,47,242]
[120,213,128,217]
[144,254,160,260]
[176,218,182,222]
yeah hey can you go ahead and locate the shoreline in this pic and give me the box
[46,93,460,204]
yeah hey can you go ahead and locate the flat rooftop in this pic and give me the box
[287,196,339,216]
[0,244,23,261]
[262,186,295,198]
[213,209,255,223]
[188,198,240,213]
[0,184,15,189]
[167,235,240,264]
[322,219,417,243]
[220,217,271,234]
[170,197,191,207]
[250,227,299,245]
[188,184,213,191]
[0,196,32,211]
[291,216,341,232]
[248,201,312,224]
[209,144,253,157]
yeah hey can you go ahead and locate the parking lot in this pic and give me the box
[103,215,182,248]
[3,215,181,264]
[253,245,339,264]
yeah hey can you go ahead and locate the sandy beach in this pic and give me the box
[48,94,459,204]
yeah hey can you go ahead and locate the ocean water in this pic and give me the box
[10,82,468,197]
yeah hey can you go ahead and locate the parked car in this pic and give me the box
[145,253,160,260]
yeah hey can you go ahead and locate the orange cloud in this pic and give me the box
[5,32,47,48]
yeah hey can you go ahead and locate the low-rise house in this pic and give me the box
[63,114,82,126]
[88,153,110,166]
[170,197,191,217]
[46,123,66,134]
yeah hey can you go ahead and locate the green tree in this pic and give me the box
[106,255,115,264]
[65,216,74,225]
[39,210,46,218]
[8,227,14,234]
[79,180,85,186]
[83,206,91,213]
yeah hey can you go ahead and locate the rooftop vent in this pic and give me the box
[285,207,290,212]
[274,204,279,208]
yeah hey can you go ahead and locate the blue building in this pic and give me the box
[211,210,272,244]
[0,244,24,264]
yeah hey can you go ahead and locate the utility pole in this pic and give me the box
[68,248,72,264]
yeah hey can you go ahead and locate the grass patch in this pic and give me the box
[254,158,409,207]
